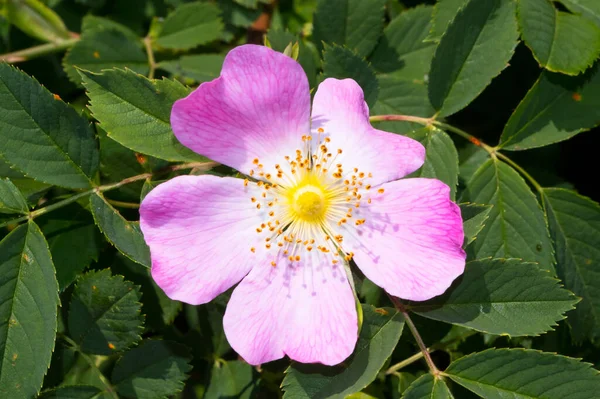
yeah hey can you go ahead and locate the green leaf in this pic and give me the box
[459,203,493,247]
[282,305,404,399]
[38,385,102,399]
[428,0,519,117]
[0,222,58,398]
[403,374,454,399]
[37,203,101,290]
[0,64,98,189]
[445,348,600,398]
[68,269,143,355]
[156,2,224,50]
[369,6,436,81]
[544,188,600,343]
[0,178,28,214]
[409,258,577,336]
[266,30,318,88]
[517,0,600,75]
[322,45,379,107]
[461,159,554,272]
[5,0,70,43]
[157,54,225,84]
[561,0,600,27]
[90,192,150,267]
[81,15,140,42]
[499,67,600,150]
[111,340,191,399]
[426,0,467,42]
[81,68,204,162]
[407,127,458,200]
[204,360,256,399]
[312,0,386,58]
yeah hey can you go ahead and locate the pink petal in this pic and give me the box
[311,78,425,186]
[139,175,265,305]
[171,44,310,175]
[223,250,358,365]
[343,178,465,301]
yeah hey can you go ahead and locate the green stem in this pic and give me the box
[144,37,157,79]
[432,121,496,154]
[0,38,79,63]
[107,199,141,209]
[369,114,434,125]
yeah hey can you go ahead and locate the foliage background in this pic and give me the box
[1,0,600,398]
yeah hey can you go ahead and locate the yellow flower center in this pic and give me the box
[292,185,327,221]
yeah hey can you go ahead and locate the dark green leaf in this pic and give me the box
[38,385,102,399]
[544,188,600,343]
[322,45,379,107]
[518,0,600,75]
[204,360,255,399]
[426,0,467,42]
[0,64,98,189]
[561,0,600,27]
[312,0,386,57]
[81,68,204,162]
[282,305,404,399]
[157,54,225,84]
[68,269,143,355]
[111,340,191,399]
[428,0,519,117]
[0,178,28,214]
[445,348,600,398]
[81,15,140,42]
[403,374,454,399]
[461,159,554,272]
[409,258,577,336]
[0,222,58,398]
[90,192,150,267]
[499,67,600,150]
[156,2,223,50]
[459,203,493,247]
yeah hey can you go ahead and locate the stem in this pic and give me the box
[107,199,140,209]
[144,37,157,79]
[369,114,434,125]
[388,295,440,375]
[432,121,496,154]
[0,38,79,63]
[386,351,425,375]
[496,152,544,194]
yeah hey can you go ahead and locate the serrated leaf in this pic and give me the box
[68,269,143,355]
[156,2,223,50]
[81,15,140,42]
[0,222,58,398]
[369,6,436,81]
[322,45,379,107]
[90,192,150,267]
[407,127,458,200]
[459,203,492,247]
[426,0,467,42]
[499,67,600,150]
[0,178,28,214]
[204,360,255,399]
[461,159,554,272]
[428,0,519,117]
[403,374,454,399]
[312,0,386,58]
[518,0,600,76]
[409,258,577,336]
[282,305,404,399]
[157,54,225,84]
[444,348,600,398]
[111,340,191,399]
[0,64,98,189]
[544,188,600,343]
[38,385,102,399]
[80,68,204,162]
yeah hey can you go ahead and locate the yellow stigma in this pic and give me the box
[291,184,327,221]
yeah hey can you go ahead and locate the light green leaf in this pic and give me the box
[157,54,225,84]
[90,192,150,267]
[204,360,255,399]
[499,68,600,150]
[0,178,28,214]
[403,374,454,399]
[68,269,143,355]
[5,0,70,42]
[428,0,519,117]
[266,30,318,88]
[459,203,493,247]
[561,0,600,27]
[517,0,600,75]
[322,45,379,107]
[369,6,436,81]
[461,159,554,272]
[312,0,386,57]
[0,222,58,398]
[409,258,577,336]
[0,64,98,189]
[282,305,404,399]
[38,385,102,399]
[156,2,223,50]
[426,0,467,42]
[111,340,192,399]
[445,348,600,398]
[544,188,600,343]
[81,68,204,162]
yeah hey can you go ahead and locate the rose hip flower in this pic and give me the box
[140,44,465,366]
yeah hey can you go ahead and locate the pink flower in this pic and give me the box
[140,44,465,366]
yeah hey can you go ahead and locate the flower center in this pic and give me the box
[292,185,327,221]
